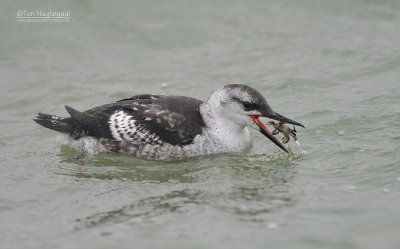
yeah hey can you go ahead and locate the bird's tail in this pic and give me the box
[33,113,74,134]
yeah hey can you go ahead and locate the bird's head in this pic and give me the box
[205,84,305,152]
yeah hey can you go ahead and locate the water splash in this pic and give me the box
[294,140,307,155]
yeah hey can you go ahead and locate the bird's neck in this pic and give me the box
[199,101,251,151]
[200,100,244,130]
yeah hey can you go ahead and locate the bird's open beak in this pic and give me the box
[267,112,305,128]
[250,112,304,153]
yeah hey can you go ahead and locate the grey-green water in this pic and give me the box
[1,0,400,248]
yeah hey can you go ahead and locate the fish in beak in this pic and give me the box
[250,111,304,153]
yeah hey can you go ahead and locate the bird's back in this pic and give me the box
[34,94,206,147]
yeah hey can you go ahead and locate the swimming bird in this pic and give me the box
[34,84,304,160]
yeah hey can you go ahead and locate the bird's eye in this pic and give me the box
[243,102,251,108]
[242,101,255,110]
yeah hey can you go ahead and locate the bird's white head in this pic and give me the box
[201,84,304,152]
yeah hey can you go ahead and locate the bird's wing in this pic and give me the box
[66,95,205,146]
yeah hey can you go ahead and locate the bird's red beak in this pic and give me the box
[250,115,288,152]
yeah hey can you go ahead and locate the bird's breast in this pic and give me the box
[192,126,251,154]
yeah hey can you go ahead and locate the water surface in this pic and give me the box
[1,0,400,248]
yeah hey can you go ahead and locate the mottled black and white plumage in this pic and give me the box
[34,84,304,160]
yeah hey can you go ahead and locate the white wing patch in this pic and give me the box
[109,111,163,145]
[109,111,126,140]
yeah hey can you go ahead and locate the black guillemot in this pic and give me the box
[34,84,304,160]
